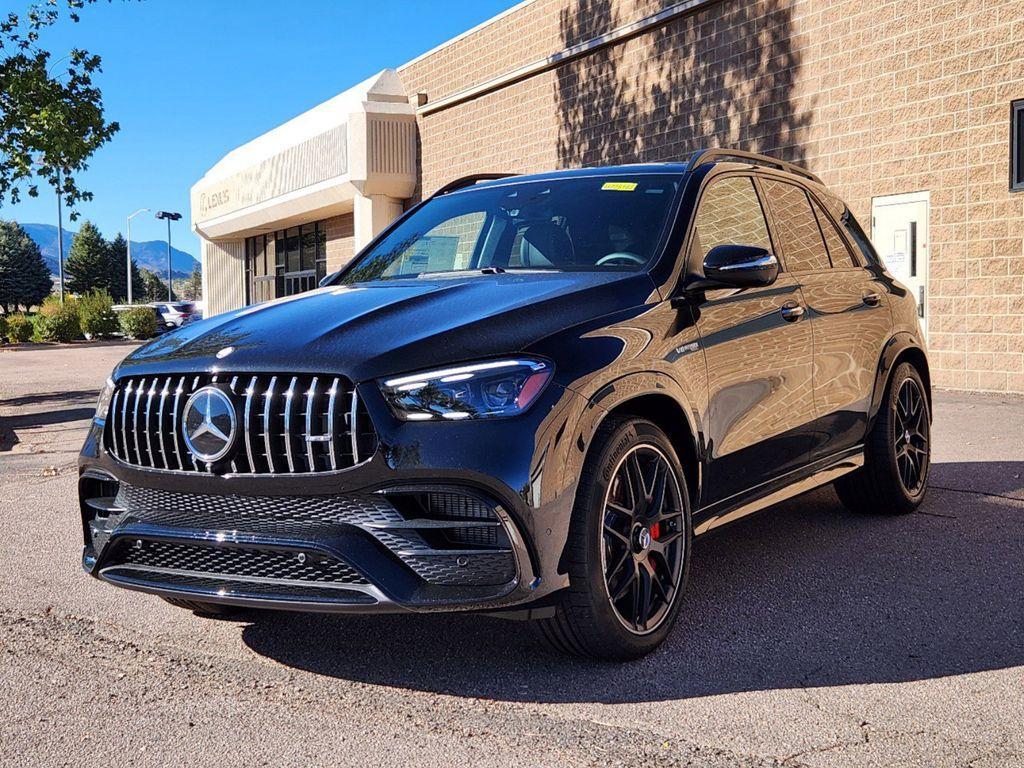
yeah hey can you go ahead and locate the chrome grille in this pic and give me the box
[105,373,376,474]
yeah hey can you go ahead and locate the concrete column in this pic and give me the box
[354,194,403,250]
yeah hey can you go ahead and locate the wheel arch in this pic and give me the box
[870,333,932,424]
[568,372,705,508]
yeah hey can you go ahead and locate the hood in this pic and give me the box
[119,271,657,382]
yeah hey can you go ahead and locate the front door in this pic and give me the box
[872,192,929,337]
[688,174,816,509]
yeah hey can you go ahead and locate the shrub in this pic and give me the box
[78,290,119,339]
[0,314,6,343]
[119,305,157,340]
[6,314,35,343]
[38,295,82,343]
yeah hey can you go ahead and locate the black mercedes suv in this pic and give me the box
[79,149,931,659]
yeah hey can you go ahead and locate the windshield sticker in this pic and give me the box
[601,181,638,192]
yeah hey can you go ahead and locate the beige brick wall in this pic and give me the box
[400,0,1024,393]
[323,213,355,273]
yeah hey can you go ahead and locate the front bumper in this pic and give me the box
[78,381,590,615]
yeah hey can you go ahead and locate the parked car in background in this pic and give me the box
[80,149,930,660]
[151,302,200,331]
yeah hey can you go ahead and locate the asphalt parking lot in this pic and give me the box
[1,342,1022,768]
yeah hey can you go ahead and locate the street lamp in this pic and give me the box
[154,211,182,302]
[126,207,149,304]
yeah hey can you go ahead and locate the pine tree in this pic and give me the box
[0,220,53,313]
[107,233,145,303]
[140,268,175,302]
[65,221,113,295]
[180,265,202,300]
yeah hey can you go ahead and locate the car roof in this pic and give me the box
[461,163,689,192]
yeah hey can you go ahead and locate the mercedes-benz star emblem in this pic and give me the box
[182,386,237,463]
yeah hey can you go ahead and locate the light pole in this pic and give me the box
[155,211,182,301]
[55,167,65,303]
[126,208,149,304]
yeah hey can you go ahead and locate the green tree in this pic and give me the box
[179,265,202,300]
[107,232,143,303]
[0,219,52,312]
[140,267,174,302]
[65,219,112,294]
[0,1,119,220]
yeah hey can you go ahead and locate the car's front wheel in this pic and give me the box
[537,417,691,660]
[835,361,930,514]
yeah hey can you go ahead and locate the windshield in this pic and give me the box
[338,174,681,284]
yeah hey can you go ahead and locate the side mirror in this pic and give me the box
[701,244,779,289]
[319,270,341,288]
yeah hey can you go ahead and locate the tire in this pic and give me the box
[537,417,692,660]
[835,361,930,515]
[161,597,241,617]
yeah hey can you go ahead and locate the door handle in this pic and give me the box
[862,292,881,306]
[780,302,805,322]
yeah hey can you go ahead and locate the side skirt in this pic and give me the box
[693,447,864,536]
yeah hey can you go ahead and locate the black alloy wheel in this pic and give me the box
[601,444,686,635]
[835,362,930,515]
[537,417,692,659]
[893,376,929,494]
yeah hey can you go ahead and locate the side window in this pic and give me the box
[762,180,830,272]
[810,197,857,268]
[693,176,772,259]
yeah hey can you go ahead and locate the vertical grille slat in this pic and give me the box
[283,376,298,473]
[132,378,146,465]
[143,380,157,468]
[304,376,318,473]
[171,376,186,470]
[120,381,133,462]
[105,372,373,475]
[349,389,360,465]
[156,378,171,469]
[326,377,339,471]
[109,388,122,460]
[263,376,278,473]
[244,375,259,474]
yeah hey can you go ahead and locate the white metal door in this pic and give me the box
[872,192,929,337]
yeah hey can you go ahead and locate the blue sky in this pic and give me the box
[1,0,518,260]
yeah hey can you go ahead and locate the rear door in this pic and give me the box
[691,174,816,507]
[762,179,892,462]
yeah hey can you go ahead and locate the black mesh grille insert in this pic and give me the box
[105,540,369,585]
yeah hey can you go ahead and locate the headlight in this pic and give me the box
[379,359,553,421]
[94,378,115,423]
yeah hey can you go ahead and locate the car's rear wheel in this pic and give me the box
[835,361,930,514]
[537,417,691,660]
[162,597,241,617]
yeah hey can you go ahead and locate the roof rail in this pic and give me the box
[430,173,517,199]
[684,148,822,184]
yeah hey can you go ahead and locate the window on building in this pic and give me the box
[762,180,831,272]
[244,220,329,305]
[692,176,773,260]
[1012,98,1024,192]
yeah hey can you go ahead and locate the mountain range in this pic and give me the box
[20,223,200,280]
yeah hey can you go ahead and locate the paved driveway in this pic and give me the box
[1,343,1022,767]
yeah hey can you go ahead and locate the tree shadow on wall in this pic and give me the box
[556,0,814,168]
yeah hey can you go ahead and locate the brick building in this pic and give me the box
[192,0,1024,393]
